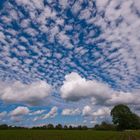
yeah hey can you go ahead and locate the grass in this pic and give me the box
[0,130,140,140]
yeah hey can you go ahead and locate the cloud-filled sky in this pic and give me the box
[0,0,140,127]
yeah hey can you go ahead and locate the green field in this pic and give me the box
[0,130,140,140]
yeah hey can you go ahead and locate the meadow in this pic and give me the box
[0,130,140,140]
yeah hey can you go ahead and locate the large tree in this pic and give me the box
[111,104,140,130]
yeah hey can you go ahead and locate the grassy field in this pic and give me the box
[0,130,140,140]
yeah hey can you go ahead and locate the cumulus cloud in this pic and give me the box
[82,106,110,119]
[0,81,52,105]
[106,91,140,106]
[60,72,112,101]
[43,106,58,119]
[10,106,30,116]
[93,107,110,117]
[62,108,81,116]
[61,72,140,107]
[82,105,92,116]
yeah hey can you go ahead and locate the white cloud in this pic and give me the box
[10,106,30,116]
[71,0,82,15]
[94,0,140,87]
[60,72,112,101]
[82,106,110,120]
[0,31,6,44]
[31,0,44,9]
[106,91,140,106]
[0,31,5,40]
[93,107,110,116]
[90,120,97,124]
[43,106,58,119]
[61,72,140,107]
[30,110,45,115]
[20,19,30,28]
[0,111,7,118]
[96,0,109,9]
[16,0,31,6]
[37,5,56,25]
[16,0,44,9]
[82,105,92,116]
[0,81,52,105]
[57,31,74,49]
[59,0,68,9]
[24,27,38,37]
[62,108,81,116]
[79,8,91,20]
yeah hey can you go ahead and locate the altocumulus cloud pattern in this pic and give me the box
[0,0,140,127]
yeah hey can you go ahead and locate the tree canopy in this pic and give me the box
[111,104,140,130]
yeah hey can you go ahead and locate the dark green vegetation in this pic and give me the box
[0,130,140,140]
[111,104,140,130]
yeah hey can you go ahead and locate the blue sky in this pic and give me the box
[0,0,140,127]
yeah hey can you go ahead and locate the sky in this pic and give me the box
[0,0,140,127]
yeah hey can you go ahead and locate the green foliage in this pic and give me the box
[0,124,88,130]
[46,124,54,129]
[0,124,8,129]
[111,104,140,130]
[55,124,63,129]
[94,121,116,130]
[64,125,68,129]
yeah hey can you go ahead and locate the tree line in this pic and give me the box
[0,124,89,130]
[0,104,140,130]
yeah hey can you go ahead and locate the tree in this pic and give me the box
[47,124,54,129]
[69,125,73,130]
[94,124,99,129]
[82,125,88,130]
[111,104,140,130]
[93,122,115,130]
[77,125,82,130]
[64,125,68,129]
[55,124,62,129]
[128,113,140,129]
[0,124,8,129]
